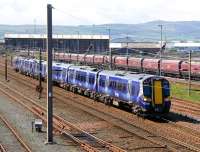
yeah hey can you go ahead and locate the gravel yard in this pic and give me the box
[0,91,81,152]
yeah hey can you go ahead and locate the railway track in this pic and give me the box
[0,144,7,152]
[167,77,200,89]
[0,79,126,152]
[50,88,200,152]
[161,116,200,137]
[0,63,199,118]
[1,60,200,115]
[1,67,200,151]
[0,69,169,151]
[171,98,200,119]
[0,113,32,152]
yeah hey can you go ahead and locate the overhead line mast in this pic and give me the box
[46,3,53,144]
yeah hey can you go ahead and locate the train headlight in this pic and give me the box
[164,97,170,102]
[143,96,151,102]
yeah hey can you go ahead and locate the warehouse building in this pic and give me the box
[110,42,163,55]
[4,34,109,53]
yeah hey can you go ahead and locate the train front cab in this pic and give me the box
[143,77,171,114]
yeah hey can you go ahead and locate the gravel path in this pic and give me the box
[0,91,81,152]
[0,117,26,152]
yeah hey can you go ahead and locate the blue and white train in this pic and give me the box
[13,56,171,116]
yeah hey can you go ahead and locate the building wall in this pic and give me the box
[5,38,109,53]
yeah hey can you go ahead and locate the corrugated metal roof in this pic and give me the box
[110,42,161,49]
[4,34,109,40]
[174,43,200,47]
[110,43,122,48]
[122,42,160,49]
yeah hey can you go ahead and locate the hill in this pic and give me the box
[1,20,200,42]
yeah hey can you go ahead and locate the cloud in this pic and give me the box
[0,0,200,25]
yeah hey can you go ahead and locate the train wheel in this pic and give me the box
[66,85,70,91]
[132,106,141,115]
[104,97,112,106]
[92,94,98,101]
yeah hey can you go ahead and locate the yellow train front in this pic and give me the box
[137,76,171,115]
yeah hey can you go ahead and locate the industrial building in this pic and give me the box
[110,42,163,55]
[171,42,200,52]
[4,34,109,53]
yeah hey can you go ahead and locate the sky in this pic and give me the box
[0,0,200,25]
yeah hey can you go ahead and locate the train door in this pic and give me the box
[152,80,163,105]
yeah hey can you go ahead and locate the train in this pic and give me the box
[51,53,200,79]
[12,56,171,117]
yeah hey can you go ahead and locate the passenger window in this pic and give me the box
[100,79,105,87]
[89,76,95,84]
[109,81,117,89]
[62,70,66,78]
[132,85,135,95]
[69,70,74,80]
[163,81,170,96]
[117,83,127,92]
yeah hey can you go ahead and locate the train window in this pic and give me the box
[77,73,86,82]
[62,70,67,78]
[163,81,170,96]
[52,69,58,76]
[99,79,105,87]
[132,85,135,95]
[89,76,95,84]
[82,75,85,82]
[109,81,117,89]
[75,73,78,80]
[69,70,74,80]
[117,82,127,92]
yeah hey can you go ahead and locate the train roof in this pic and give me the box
[69,65,100,73]
[99,70,163,81]
[52,62,73,70]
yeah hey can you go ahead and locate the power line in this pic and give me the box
[54,8,91,24]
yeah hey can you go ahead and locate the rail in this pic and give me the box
[0,81,126,152]
[0,114,32,152]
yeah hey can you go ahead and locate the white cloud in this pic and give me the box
[0,0,200,25]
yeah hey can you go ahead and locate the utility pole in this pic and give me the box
[10,55,13,67]
[37,48,43,99]
[188,50,191,96]
[77,31,80,53]
[5,52,8,81]
[108,28,112,70]
[28,48,30,57]
[126,35,129,71]
[158,24,163,76]
[46,4,53,144]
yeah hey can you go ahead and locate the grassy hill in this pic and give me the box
[1,20,200,42]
